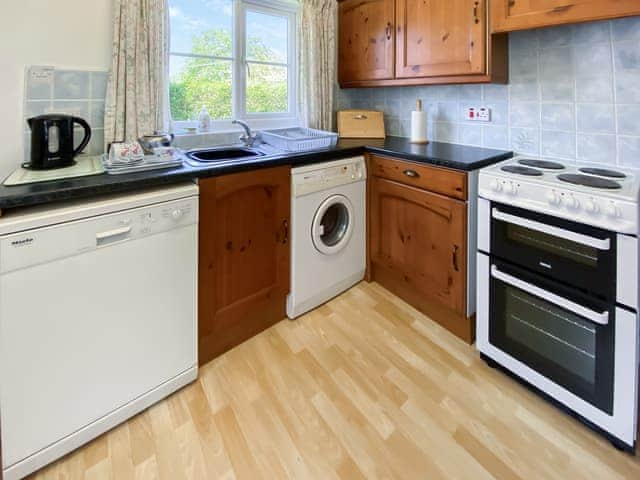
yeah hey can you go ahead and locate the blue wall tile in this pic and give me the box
[542,130,576,158]
[459,124,482,146]
[576,134,616,164]
[618,105,640,135]
[576,75,613,103]
[435,122,458,143]
[616,70,640,103]
[612,16,640,43]
[25,66,54,100]
[91,72,109,100]
[483,125,509,149]
[510,102,540,128]
[572,20,610,45]
[542,103,574,131]
[618,136,640,166]
[576,104,615,134]
[511,127,540,155]
[613,41,640,70]
[483,85,508,103]
[53,70,90,99]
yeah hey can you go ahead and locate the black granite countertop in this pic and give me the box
[0,136,512,210]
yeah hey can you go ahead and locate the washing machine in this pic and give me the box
[287,156,367,318]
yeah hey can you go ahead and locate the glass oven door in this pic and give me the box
[490,202,615,300]
[489,259,615,414]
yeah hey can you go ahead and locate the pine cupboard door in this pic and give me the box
[396,0,486,78]
[369,177,467,314]
[198,166,290,365]
[338,0,395,83]
[491,0,640,32]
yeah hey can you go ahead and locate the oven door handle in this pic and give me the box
[492,208,611,250]
[490,265,609,326]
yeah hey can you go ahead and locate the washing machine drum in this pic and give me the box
[311,194,355,255]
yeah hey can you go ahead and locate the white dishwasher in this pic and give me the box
[0,183,199,480]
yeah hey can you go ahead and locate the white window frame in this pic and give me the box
[169,0,299,133]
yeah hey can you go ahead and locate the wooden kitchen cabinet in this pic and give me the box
[198,166,290,365]
[338,0,395,82]
[396,0,486,78]
[491,0,640,33]
[368,154,472,342]
[338,0,507,87]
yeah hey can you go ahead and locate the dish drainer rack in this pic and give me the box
[260,127,338,152]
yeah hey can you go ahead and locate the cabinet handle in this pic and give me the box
[403,169,419,178]
[385,22,392,40]
[353,114,368,120]
[452,245,460,272]
[473,1,480,24]
[551,4,573,13]
[282,219,289,244]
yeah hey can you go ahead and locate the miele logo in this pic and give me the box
[11,237,34,247]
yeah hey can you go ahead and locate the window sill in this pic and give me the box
[172,121,301,138]
[172,123,301,150]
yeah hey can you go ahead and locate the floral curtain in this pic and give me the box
[104,0,171,147]
[299,0,337,131]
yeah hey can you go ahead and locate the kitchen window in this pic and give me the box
[169,0,298,133]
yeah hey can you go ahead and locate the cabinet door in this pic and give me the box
[198,166,290,365]
[492,0,640,32]
[370,177,467,313]
[396,0,486,78]
[339,0,395,83]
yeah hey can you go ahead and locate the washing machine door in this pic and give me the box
[312,194,355,255]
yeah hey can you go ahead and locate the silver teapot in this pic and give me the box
[138,131,175,153]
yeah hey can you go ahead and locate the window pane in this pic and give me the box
[170,56,232,121]
[169,0,233,57]
[246,63,288,113]
[246,11,288,64]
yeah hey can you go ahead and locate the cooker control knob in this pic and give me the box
[546,190,561,205]
[171,208,184,220]
[509,183,518,195]
[585,200,599,214]
[489,179,502,192]
[566,196,580,209]
[606,203,621,218]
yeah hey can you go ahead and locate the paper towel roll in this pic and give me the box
[410,110,427,144]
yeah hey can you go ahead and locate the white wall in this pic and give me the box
[0,0,113,177]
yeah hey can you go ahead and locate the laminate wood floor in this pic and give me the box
[29,282,640,479]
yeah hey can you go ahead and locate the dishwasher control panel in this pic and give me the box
[1,196,198,274]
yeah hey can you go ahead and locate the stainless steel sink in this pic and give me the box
[186,146,266,165]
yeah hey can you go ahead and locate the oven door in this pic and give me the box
[489,259,614,414]
[490,202,615,300]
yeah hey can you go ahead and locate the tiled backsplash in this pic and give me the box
[336,17,640,168]
[24,66,108,161]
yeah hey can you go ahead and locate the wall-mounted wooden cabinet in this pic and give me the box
[338,0,508,88]
[198,166,290,365]
[338,0,395,81]
[396,0,486,78]
[367,155,474,343]
[491,0,640,33]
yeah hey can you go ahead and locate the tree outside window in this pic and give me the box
[169,0,295,128]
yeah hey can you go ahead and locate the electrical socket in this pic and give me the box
[464,106,491,122]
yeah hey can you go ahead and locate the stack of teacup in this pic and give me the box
[107,142,145,167]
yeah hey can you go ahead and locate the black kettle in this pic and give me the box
[26,114,92,169]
